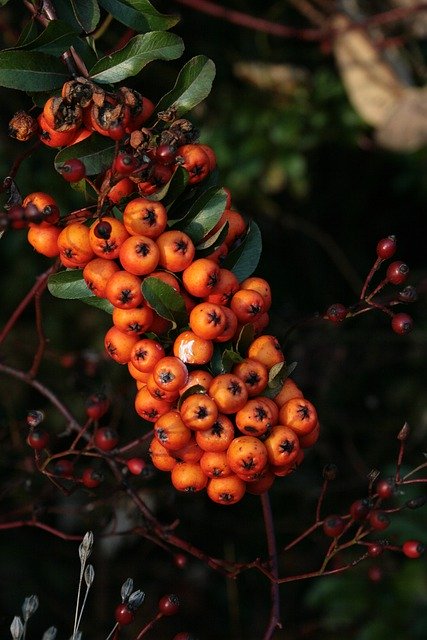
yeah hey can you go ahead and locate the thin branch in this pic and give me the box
[261,493,282,640]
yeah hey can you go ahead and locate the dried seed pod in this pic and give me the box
[8,110,38,141]
[62,77,94,108]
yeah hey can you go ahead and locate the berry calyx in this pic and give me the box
[322,514,345,537]
[94,427,119,451]
[158,593,180,616]
[27,428,49,450]
[325,304,347,323]
[376,235,396,260]
[386,261,409,286]
[402,539,425,559]
[115,603,135,626]
[59,158,86,183]
[391,313,413,335]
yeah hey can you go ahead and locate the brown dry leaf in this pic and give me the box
[233,61,310,96]
[332,13,406,127]
[375,86,427,150]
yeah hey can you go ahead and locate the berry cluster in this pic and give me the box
[12,78,320,505]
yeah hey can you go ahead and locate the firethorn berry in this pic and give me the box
[179,369,214,396]
[200,450,232,478]
[198,143,217,171]
[134,386,171,422]
[104,271,144,309]
[58,158,86,182]
[119,235,160,276]
[130,338,165,373]
[152,356,189,392]
[207,474,246,505]
[81,468,103,489]
[298,421,320,448]
[240,276,272,311]
[27,428,49,450]
[326,303,347,323]
[375,477,395,500]
[349,498,371,521]
[173,553,188,569]
[208,373,248,414]
[226,436,268,476]
[171,462,207,492]
[235,398,276,436]
[149,437,177,471]
[368,510,390,531]
[177,143,211,184]
[89,217,130,260]
[112,305,154,336]
[230,288,265,324]
[322,515,345,537]
[23,192,59,226]
[57,222,94,268]
[247,334,285,369]
[104,325,139,364]
[232,358,269,397]
[402,540,425,559]
[386,260,409,286]
[37,113,78,148]
[107,177,135,204]
[115,603,135,626]
[206,268,240,306]
[146,373,180,403]
[194,414,235,452]
[182,258,221,298]
[113,151,138,176]
[154,411,192,451]
[263,425,300,467]
[279,398,318,436]
[179,393,219,431]
[376,235,396,260]
[213,307,238,344]
[94,427,119,451]
[273,377,304,407]
[126,457,146,475]
[85,392,110,420]
[173,330,214,366]
[367,542,384,558]
[158,594,180,616]
[391,313,414,335]
[27,224,61,258]
[123,198,168,239]
[189,302,226,340]
[171,438,203,463]
[156,230,196,272]
[155,143,177,165]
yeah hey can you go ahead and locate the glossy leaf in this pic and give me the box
[0,51,69,90]
[223,221,262,282]
[98,0,178,32]
[235,324,255,357]
[148,166,188,205]
[15,20,79,56]
[54,136,115,176]
[70,0,101,33]
[221,348,244,372]
[156,55,216,117]
[48,270,91,300]
[81,296,114,314]
[89,32,184,84]
[15,20,38,47]
[141,277,188,330]
[177,385,207,409]
[171,187,227,243]
[263,362,298,399]
[196,221,229,258]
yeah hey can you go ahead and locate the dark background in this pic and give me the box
[0,2,427,639]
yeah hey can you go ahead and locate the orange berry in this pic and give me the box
[247,335,285,369]
[200,450,232,478]
[130,338,165,373]
[240,276,272,311]
[235,397,276,437]
[104,270,144,309]
[173,330,214,365]
[273,378,304,408]
[149,437,177,471]
[230,289,265,324]
[195,413,235,452]
[264,425,300,467]
[112,304,153,335]
[134,385,171,422]
[299,421,320,448]
[107,177,135,204]
[127,361,150,383]
[176,144,211,184]
[152,356,189,392]
[214,306,238,343]
[89,217,130,260]
[182,258,220,298]
[226,436,268,477]
[23,191,59,227]
[57,222,94,268]
[104,325,138,364]
[232,358,269,397]
[207,474,246,505]
[172,437,203,463]
[146,373,180,403]
[208,373,248,414]
[245,467,275,495]
[145,270,180,291]
[179,393,219,431]
[156,230,195,272]
[222,210,247,247]
[206,268,239,306]
[198,144,217,171]
[123,197,168,238]
[189,302,226,340]
[171,462,207,492]
[154,411,192,451]
[278,398,318,436]
[118,235,160,275]
[27,224,61,257]
[83,258,120,298]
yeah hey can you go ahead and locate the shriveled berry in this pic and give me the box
[94,427,119,451]
[59,158,86,183]
[402,539,425,559]
[27,410,45,428]
[368,510,390,531]
[391,313,413,335]
[322,515,345,537]
[386,261,409,286]
[27,428,49,450]
[115,603,135,626]
[376,235,396,260]
[158,594,180,616]
[326,304,347,323]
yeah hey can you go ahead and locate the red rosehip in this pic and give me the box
[82,468,103,489]
[391,313,413,335]
[59,158,86,183]
[156,144,176,166]
[115,603,135,626]
[402,539,425,559]
[158,594,180,616]
[326,304,347,323]
[94,427,119,451]
[126,457,146,475]
[386,261,409,286]
[376,235,396,260]
[113,152,138,176]
[367,542,384,558]
[322,515,345,537]
[27,428,49,451]
[52,459,74,477]
[350,498,370,521]
[173,553,188,569]
[85,393,110,421]
[375,478,395,500]
[368,510,390,531]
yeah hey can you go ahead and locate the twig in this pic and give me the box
[260,493,282,640]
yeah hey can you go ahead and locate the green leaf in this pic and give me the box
[263,362,298,399]
[223,221,262,282]
[171,187,227,244]
[48,269,91,299]
[98,0,179,32]
[142,277,188,330]
[70,0,101,33]
[16,20,38,47]
[0,51,69,91]
[210,344,226,377]
[54,135,115,176]
[15,20,79,56]
[221,348,243,372]
[82,296,114,313]
[89,32,184,84]
[156,55,216,117]
[196,221,228,258]
[148,166,188,204]
[235,324,255,357]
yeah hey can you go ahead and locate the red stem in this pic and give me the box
[260,492,282,639]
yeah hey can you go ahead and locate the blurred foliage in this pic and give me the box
[1,1,427,640]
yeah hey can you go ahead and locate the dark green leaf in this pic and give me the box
[0,51,69,90]
[70,0,101,33]
[89,32,184,84]
[15,20,79,56]
[82,296,114,313]
[223,221,262,282]
[177,384,206,409]
[98,0,179,32]
[263,362,298,399]
[235,324,255,357]
[210,344,226,377]
[221,348,243,372]
[48,269,91,299]
[54,135,115,176]
[148,166,188,204]
[156,55,216,117]
[0,0,10,5]
[196,221,228,258]
[142,277,188,330]
[171,187,227,243]
[16,20,38,47]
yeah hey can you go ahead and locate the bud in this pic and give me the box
[42,627,57,640]
[10,616,23,640]
[128,590,145,610]
[22,594,39,621]
[323,463,338,481]
[121,578,134,602]
[84,564,95,587]
[79,531,94,564]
